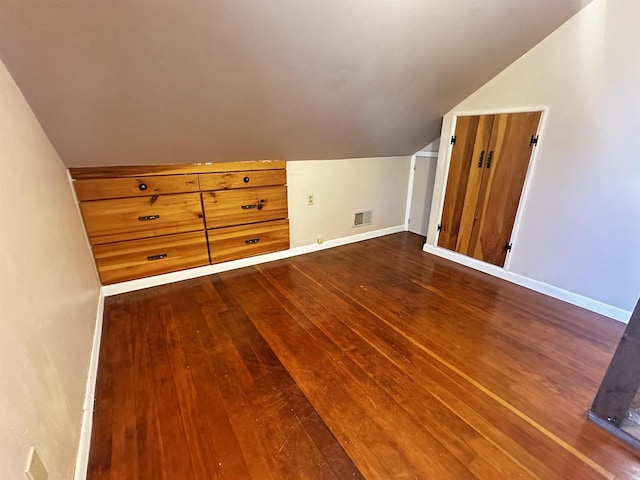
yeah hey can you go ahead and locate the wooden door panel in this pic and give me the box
[438,115,491,251]
[454,115,494,255]
[470,111,542,266]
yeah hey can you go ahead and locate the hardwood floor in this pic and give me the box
[88,232,639,479]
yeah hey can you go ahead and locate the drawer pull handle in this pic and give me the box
[243,176,250,183]
[245,238,260,245]
[147,253,167,261]
[138,214,160,221]
[138,182,148,191]
[241,199,265,210]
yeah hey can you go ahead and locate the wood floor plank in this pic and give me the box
[165,280,253,479]
[289,245,595,410]
[282,239,635,477]
[249,264,541,479]
[209,277,361,480]
[253,262,576,480]
[130,298,167,480]
[220,268,506,479]
[144,303,197,478]
[88,232,640,479]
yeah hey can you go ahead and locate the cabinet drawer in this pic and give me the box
[199,169,286,191]
[202,186,288,228]
[208,219,289,263]
[81,193,204,245]
[93,232,210,284]
[74,175,199,201]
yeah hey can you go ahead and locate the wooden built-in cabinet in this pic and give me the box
[438,112,542,267]
[70,161,289,284]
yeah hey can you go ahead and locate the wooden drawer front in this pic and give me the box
[81,193,204,245]
[93,232,209,284]
[199,169,286,191]
[208,220,290,263]
[74,175,199,201]
[202,186,288,228]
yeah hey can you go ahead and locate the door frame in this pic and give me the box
[432,106,550,271]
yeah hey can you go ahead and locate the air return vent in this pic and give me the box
[353,210,373,227]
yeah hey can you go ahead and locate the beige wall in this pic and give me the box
[287,157,410,247]
[427,0,640,312]
[0,60,100,478]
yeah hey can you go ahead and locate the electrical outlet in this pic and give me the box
[306,193,314,206]
[25,447,48,480]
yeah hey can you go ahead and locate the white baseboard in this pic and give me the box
[102,225,405,296]
[423,244,632,323]
[74,289,105,480]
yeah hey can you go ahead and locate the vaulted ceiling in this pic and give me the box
[0,1,588,167]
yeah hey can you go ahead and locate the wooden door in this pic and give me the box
[468,111,542,266]
[437,115,494,251]
[438,111,541,267]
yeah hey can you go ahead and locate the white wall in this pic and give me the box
[427,0,640,313]
[408,155,438,237]
[420,138,440,153]
[287,157,410,247]
[0,60,100,478]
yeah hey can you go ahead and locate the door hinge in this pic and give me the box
[450,135,457,145]
[437,223,442,232]
[504,243,512,253]
[529,135,539,147]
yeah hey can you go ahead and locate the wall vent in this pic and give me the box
[353,210,373,227]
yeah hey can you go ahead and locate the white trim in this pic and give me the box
[73,290,105,480]
[102,225,405,296]
[404,155,417,230]
[422,244,632,323]
[453,105,550,116]
[433,114,458,247]
[414,151,439,158]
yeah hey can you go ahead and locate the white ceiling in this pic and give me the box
[0,1,589,167]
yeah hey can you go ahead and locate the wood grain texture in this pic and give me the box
[208,219,290,264]
[199,169,286,191]
[89,233,639,479]
[470,111,541,266]
[74,175,200,201]
[202,186,288,229]
[69,160,286,179]
[93,231,210,284]
[80,193,204,245]
[591,298,640,427]
[438,115,480,250]
[455,115,494,254]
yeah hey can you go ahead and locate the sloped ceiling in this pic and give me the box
[0,1,588,167]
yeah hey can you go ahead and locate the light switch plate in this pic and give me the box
[25,447,48,480]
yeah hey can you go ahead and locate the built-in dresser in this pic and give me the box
[70,161,289,284]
